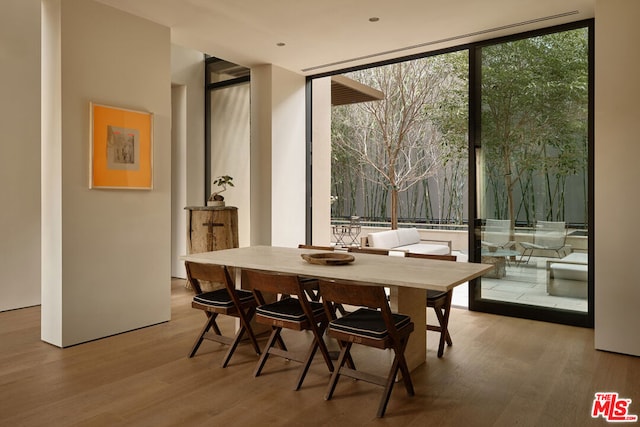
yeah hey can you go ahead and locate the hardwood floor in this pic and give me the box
[1,279,638,426]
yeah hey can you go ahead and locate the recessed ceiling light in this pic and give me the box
[369,17,380,22]
[277,42,286,47]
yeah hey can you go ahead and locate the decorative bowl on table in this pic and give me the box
[301,253,355,265]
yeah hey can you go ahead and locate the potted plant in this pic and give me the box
[207,175,234,207]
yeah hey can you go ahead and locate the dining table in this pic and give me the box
[181,245,493,371]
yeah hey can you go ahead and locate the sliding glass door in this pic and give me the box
[308,20,593,327]
[469,22,593,327]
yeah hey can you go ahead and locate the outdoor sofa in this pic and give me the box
[361,228,451,255]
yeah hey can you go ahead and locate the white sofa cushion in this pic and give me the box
[559,252,587,263]
[395,243,451,255]
[368,228,450,255]
[396,228,421,246]
[368,230,400,249]
[550,252,588,281]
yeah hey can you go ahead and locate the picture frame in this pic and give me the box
[90,102,153,189]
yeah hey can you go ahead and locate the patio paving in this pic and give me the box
[451,251,588,312]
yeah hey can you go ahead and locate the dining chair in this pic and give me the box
[242,269,334,390]
[404,252,457,357]
[347,246,390,255]
[184,261,261,368]
[317,278,415,418]
[299,244,349,316]
[298,244,335,251]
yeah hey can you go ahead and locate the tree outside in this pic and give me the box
[480,27,589,227]
[331,51,468,229]
[331,27,588,231]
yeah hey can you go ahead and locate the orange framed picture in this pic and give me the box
[90,103,153,189]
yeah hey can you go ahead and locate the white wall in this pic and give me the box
[170,44,205,207]
[41,0,172,347]
[594,0,640,356]
[270,66,306,247]
[250,65,273,246]
[171,85,187,277]
[0,0,42,312]
[171,44,205,277]
[249,65,306,247]
[41,0,62,343]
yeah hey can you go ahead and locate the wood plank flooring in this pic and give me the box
[1,279,638,426]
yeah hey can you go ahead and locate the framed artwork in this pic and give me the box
[90,103,153,189]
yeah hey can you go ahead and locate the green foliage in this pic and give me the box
[330,27,589,228]
[209,175,234,201]
[481,28,589,224]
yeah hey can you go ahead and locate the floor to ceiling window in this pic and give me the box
[205,57,252,247]
[470,22,593,327]
[310,20,593,327]
[330,51,469,236]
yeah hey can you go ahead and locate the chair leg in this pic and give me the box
[433,308,448,358]
[518,248,533,264]
[294,340,319,391]
[189,313,219,358]
[377,346,414,418]
[377,339,415,418]
[253,327,282,378]
[238,307,261,356]
[325,341,352,401]
[312,321,334,372]
[220,324,247,368]
[377,336,414,418]
[377,364,398,417]
[396,339,415,397]
[433,292,453,358]
[293,321,333,390]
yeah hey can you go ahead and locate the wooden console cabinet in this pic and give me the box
[184,206,239,291]
[185,206,238,254]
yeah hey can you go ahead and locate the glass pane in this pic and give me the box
[330,52,469,245]
[478,28,589,313]
[206,57,249,84]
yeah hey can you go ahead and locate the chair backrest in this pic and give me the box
[347,247,390,255]
[534,221,566,249]
[317,279,389,315]
[404,252,457,262]
[298,244,335,251]
[483,219,512,247]
[242,269,303,304]
[184,261,232,295]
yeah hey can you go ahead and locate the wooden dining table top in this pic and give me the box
[181,245,493,292]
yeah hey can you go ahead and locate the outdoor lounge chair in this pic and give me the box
[481,219,516,250]
[519,221,567,263]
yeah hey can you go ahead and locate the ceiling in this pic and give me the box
[96,0,594,76]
